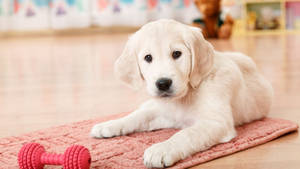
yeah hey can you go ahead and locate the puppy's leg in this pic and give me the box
[143,105,236,168]
[90,100,167,138]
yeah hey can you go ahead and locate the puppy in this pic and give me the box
[90,19,273,168]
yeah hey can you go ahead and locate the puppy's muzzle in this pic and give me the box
[156,78,172,92]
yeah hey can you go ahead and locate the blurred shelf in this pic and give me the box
[244,0,282,4]
[286,29,300,33]
[245,29,284,35]
[286,0,300,2]
[233,0,300,35]
[244,0,300,3]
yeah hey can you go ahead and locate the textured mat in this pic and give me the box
[0,112,298,169]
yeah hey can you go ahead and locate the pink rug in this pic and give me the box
[0,112,298,169]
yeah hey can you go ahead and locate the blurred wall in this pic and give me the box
[0,0,200,31]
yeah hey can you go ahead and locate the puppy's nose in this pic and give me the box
[156,78,172,91]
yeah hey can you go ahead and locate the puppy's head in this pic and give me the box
[115,19,214,99]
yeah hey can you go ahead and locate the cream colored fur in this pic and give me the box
[90,19,273,168]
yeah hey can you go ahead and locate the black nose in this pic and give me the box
[156,78,172,91]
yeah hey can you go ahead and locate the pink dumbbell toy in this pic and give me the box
[18,143,91,169]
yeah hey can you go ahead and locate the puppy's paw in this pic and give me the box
[143,141,181,168]
[90,120,125,138]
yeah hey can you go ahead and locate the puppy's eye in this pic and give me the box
[144,54,152,63]
[172,51,182,59]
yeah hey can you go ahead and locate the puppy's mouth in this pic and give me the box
[157,91,173,98]
[161,93,172,97]
[156,88,188,99]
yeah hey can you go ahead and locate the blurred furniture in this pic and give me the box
[234,0,300,35]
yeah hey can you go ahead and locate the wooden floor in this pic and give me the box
[0,33,299,169]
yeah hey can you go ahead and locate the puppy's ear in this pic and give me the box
[114,35,143,90]
[185,26,214,89]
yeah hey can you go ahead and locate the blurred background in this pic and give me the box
[0,1,299,168]
[0,0,299,143]
[0,0,298,34]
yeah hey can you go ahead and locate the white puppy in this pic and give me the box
[90,19,273,168]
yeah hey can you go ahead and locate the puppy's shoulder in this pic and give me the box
[217,51,258,74]
[203,52,245,86]
[210,52,242,76]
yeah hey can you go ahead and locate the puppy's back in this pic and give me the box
[218,52,274,125]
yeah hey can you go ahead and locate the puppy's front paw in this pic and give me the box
[143,141,181,168]
[90,120,125,138]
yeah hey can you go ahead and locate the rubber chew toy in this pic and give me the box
[18,143,91,169]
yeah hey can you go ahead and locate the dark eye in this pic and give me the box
[144,54,152,63]
[172,51,182,59]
